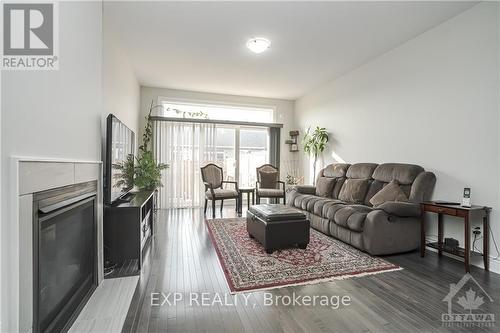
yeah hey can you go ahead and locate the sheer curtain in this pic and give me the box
[153,121,217,208]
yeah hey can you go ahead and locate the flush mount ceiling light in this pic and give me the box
[246,37,271,54]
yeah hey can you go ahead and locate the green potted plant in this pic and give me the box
[302,126,329,185]
[134,103,169,190]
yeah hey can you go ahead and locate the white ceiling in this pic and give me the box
[105,1,477,100]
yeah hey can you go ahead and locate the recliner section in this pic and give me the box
[287,162,436,255]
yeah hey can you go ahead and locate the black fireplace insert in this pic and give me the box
[33,181,98,333]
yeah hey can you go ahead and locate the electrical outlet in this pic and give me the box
[473,227,481,235]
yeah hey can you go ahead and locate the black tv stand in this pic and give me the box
[104,189,157,276]
[115,192,135,203]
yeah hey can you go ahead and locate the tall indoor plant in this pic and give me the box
[134,103,169,190]
[303,126,329,185]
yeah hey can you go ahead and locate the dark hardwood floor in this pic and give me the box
[123,207,500,333]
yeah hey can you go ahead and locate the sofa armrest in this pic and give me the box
[291,185,316,195]
[375,201,421,217]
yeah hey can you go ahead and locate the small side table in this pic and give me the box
[238,188,255,213]
[420,202,491,272]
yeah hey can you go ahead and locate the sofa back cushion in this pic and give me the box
[369,180,408,207]
[364,163,425,205]
[315,177,336,197]
[338,163,378,204]
[316,163,350,198]
[338,179,370,204]
[322,163,350,178]
[346,163,378,179]
[372,163,423,184]
[317,162,433,206]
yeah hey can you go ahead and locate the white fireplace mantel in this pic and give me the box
[10,157,103,333]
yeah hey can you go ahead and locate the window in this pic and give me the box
[157,99,274,123]
[153,98,276,208]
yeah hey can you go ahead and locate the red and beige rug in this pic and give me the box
[206,218,401,293]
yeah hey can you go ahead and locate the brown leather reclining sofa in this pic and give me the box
[287,163,436,255]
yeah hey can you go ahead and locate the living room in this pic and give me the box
[1,1,499,332]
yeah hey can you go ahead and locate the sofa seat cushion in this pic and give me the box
[312,198,344,216]
[257,188,283,197]
[333,205,373,232]
[205,188,239,199]
[324,202,348,220]
[305,196,328,213]
[292,194,314,209]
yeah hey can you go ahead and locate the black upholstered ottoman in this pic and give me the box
[246,204,310,254]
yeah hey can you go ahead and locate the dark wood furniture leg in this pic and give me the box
[420,209,425,257]
[464,213,470,273]
[212,200,216,219]
[220,200,224,212]
[483,212,489,271]
[247,192,250,209]
[240,194,242,212]
[438,213,443,256]
[204,199,207,214]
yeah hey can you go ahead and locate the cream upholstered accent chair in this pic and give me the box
[201,163,239,218]
[256,164,286,204]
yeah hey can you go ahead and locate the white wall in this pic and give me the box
[139,87,298,174]
[1,2,103,331]
[102,4,141,141]
[295,3,500,271]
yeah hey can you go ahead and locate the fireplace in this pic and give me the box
[32,181,98,333]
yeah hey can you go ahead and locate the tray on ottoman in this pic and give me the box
[246,204,310,254]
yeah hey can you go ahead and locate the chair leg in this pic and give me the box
[220,200,224,212]
[256,195,260,204]
[212,200,216,219]
[204,199,208,214]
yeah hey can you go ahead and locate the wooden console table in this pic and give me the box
[420,202,491,272]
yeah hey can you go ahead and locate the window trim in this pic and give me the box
[150,116,283,128]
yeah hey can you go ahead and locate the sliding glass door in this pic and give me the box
[154,121,270,209]
[215,127,237,182]
[239,127,269,188]
[214,125,270,189]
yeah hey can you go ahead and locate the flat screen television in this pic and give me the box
[105,114,135,204]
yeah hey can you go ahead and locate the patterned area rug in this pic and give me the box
[206,218,401,293]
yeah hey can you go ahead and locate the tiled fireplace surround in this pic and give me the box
[12,158,103,333]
